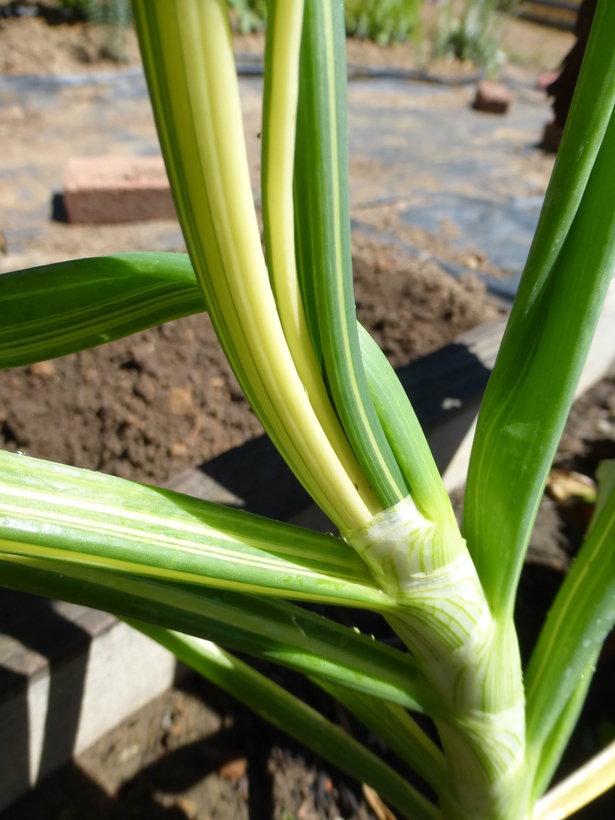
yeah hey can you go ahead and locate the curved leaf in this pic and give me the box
[0,253,203,370]
[0,451,389,609]
[463,8,615,615]
[133,0,372,531]
[261,0,379,517]
[294,0,408,509]
[0,553,439,714]
[128,624,442,820]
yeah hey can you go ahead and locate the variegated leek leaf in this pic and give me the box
[261,0,380,518]
[0,451,387,608]
[132,0,373,532]
[463,0,615,618]
[0,253,202,370]
[294,0,408,510]
[0,551,439,714]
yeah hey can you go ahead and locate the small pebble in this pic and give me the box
[218,756,247,781]
[596,418,613,436]
[29,360,55,378]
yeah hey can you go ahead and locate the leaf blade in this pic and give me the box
[0,451,387,609]
[127,624,442,820]
[0,552,438,714]
[0,253,203,370]
[525,475,615,767]
[294,0,408,510]
[463,6,615,615]
[316,679,449,799]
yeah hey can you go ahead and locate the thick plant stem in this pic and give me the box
[343,498,528,820]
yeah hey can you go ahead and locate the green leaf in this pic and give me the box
[133,0,373,531]
[358,324,453,527]
[316,678,449,799]
[294,0,408,510]
[525,476,615,770]
[125,624,442,820]
[463,2,615,616]
[0,253,203,370]
[531,656,598,801]
[0,553,438,714]
[0,451,389,609]
[261,0,380,518]
[591,461,615,531]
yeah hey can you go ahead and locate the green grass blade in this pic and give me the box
[316,679,449,799]
[0,451,390,609]
[0,553,438,714]
[525,478,615,767]
[0,253,203,370]
[463,11,615,615]
[294,0,408,509]
[132,0,372,531]
[125,624,442,820]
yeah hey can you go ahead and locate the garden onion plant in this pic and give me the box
[1,0,615,818]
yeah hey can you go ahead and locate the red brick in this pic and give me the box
[473,80,512,115]
[64,155,176,224]
[537,71,560,91]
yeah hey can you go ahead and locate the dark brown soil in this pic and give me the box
[0,667,411,820]
[0,9,143,75]
[0,233,501,485]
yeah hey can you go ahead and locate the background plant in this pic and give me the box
[344,0,422,46]
[435,0,504,73]
[0,0,614,819]
[227,0,423,41]
[227,0,267,33]
[62,0,424,47]
[59,0,132,60]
